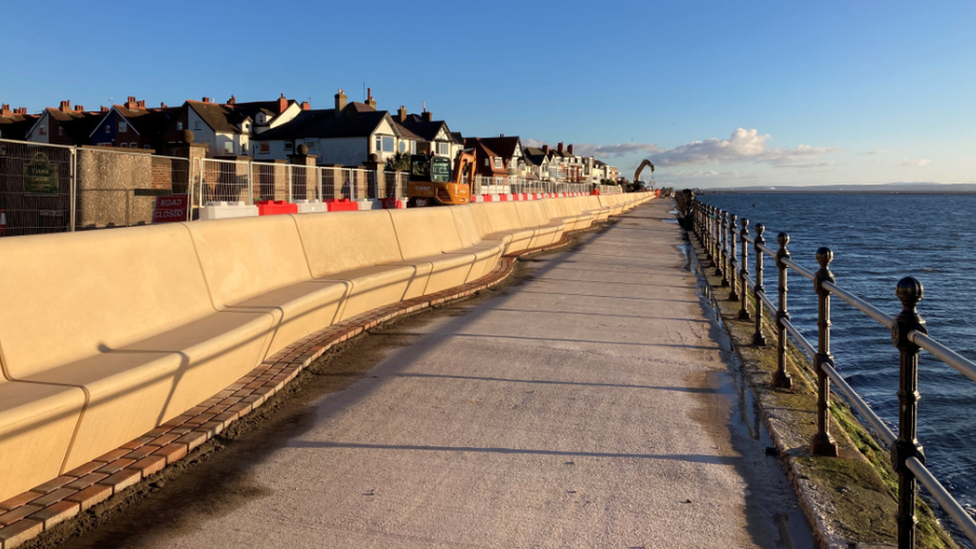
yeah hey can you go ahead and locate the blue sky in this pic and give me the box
[2,0,973,187]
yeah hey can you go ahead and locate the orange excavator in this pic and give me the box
[406,149,476,207]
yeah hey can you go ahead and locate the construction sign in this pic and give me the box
[152,195,189,223]
[23,153,59,196]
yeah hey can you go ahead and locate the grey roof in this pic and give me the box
[254,104,393,141]
[187,101,246,133]
[399,114,457,143]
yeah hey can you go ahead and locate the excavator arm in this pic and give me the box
[634,159,655,190]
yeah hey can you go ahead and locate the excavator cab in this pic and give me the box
[407,151,473,207]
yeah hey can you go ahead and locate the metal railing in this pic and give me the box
[471,176,612,197]
[690,200,976,548]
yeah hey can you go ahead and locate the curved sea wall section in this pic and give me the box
[0,192,653,505]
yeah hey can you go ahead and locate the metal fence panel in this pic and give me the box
[199,158,252,204]
[0,138,75,236]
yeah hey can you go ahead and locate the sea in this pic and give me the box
[696,192,976,514]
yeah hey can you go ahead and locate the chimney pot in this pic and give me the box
[557,142,564,154]
[277,93,288,114]
[227,95,236,105]
[567,144,574,154]
[74,105,84,112]
[0,104,9,116]
[101,106,109,113]
[421,109,432,123]
[301,101,311,111]
[60,100,71,112]
[542,144,550,154]
[202,97,210,103]
[398,105,407,123]
[160,102,167,108]
[136,100,145,109]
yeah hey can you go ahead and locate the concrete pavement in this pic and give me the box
[65,200,812,548]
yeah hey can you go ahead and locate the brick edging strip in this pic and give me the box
[0,209,639,549]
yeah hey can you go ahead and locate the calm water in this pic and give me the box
[698,193,976,512]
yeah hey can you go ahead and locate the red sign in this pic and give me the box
[152,194,189,223]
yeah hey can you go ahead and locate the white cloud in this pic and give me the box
[862,149,887,155]
[572,142,661,158]
[648,128,836,168]
[900,159,931,166]
[525,129,837,170]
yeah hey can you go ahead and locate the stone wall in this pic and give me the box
[76,147,155,228]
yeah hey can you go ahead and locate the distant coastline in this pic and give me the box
[697,182,976,194]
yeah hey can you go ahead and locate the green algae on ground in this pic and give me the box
[693,244,957,549]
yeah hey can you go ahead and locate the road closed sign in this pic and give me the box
[152,195,189,223]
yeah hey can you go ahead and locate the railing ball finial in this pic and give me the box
[816,247,833,269]
[741,217,749,230]
[755,222,765,237]
[777,232,789,247]
[895,277,924,313]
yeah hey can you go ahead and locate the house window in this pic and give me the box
[411,141,416,154]
[493,157,502,169]
[284,141,294,152]
[104,124,111,133]
[304,138,316,150]
[58,127,64,136]
[130,142,137,148]
[374,135,394,153]
[177,122,183,131]
[224,142,233,153]
[259,143,270,153]
[39,126,46,136]
[398,140,406,153]
[144,145,151,149]
[118,122,127,133]
[194,121,201,131]
[119,143,128,148]
[437,142,449,155]
[484,159,489,167]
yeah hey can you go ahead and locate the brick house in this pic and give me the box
[25,101,102,145]
[0,105,39,140]
[464,138,509,184]
[89,97,179,149]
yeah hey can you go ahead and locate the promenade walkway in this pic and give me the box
[65,200,811,548]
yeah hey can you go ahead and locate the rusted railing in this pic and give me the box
[689,199,976,548]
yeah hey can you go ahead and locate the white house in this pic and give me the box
[252,90,411,166]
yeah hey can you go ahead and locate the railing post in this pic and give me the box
[811,247,839,457]
[716,210,725,278]
[892,277,927,549]
[739,218,751,320]
[728,214,739,301]
[720,212,730,286]
[752,223,767,346]
[773,232,793,389]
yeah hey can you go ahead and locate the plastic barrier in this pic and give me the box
[256,200,299,216]
[199,201,259,220]
[357,199,383,211]
[295,200,328,214]
[326,199,359,212]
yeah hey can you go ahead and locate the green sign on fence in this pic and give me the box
[24,153,59,196]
